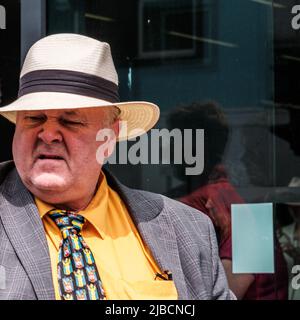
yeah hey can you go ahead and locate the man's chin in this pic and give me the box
[30,173,69,191]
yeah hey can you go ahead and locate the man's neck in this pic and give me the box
[37,173,103,213]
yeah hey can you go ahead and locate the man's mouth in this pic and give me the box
[37,154,64,160]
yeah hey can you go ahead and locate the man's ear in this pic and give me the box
[105,125,118,159]
[104,119,120,158]
[96,124,117,164]
[112,119,120,140]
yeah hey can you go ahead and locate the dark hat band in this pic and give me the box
[18,69,120,103]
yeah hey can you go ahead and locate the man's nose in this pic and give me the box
[37,121,63,144]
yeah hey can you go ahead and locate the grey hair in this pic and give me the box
[101,106,121,127]
[110,106,121,123]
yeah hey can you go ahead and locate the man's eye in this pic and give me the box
[24,116,45,122]
[60,119,84,126]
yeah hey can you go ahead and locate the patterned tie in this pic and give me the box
[48,209,106,300]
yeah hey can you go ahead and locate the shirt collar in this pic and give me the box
[35,170,109,238]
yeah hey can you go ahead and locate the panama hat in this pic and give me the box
[0,33,160,141]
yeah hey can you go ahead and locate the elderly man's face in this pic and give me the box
[13,107,119,209]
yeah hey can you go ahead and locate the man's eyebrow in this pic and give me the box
[23,111,45,116]
[63,111,80,116]
[61,110,89,123]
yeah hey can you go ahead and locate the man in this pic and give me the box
[0,33,234,300]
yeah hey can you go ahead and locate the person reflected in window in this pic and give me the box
[167,101,288,300]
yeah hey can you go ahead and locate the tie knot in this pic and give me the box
[48,209,85,237]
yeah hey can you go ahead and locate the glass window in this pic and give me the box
[1,0,300,300]
[46,0,289,300]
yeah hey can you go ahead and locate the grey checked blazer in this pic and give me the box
[0,161,235,300]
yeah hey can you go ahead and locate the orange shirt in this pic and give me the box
[35,171,177,300]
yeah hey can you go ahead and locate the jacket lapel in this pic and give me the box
[0,168,55,300]
[104,169,190,299]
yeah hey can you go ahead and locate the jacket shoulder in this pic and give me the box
[160,192,213,232]
[132,187,212,226]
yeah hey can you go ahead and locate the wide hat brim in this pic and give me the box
[0,91,160,141]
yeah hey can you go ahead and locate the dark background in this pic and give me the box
[0,0,20,162]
